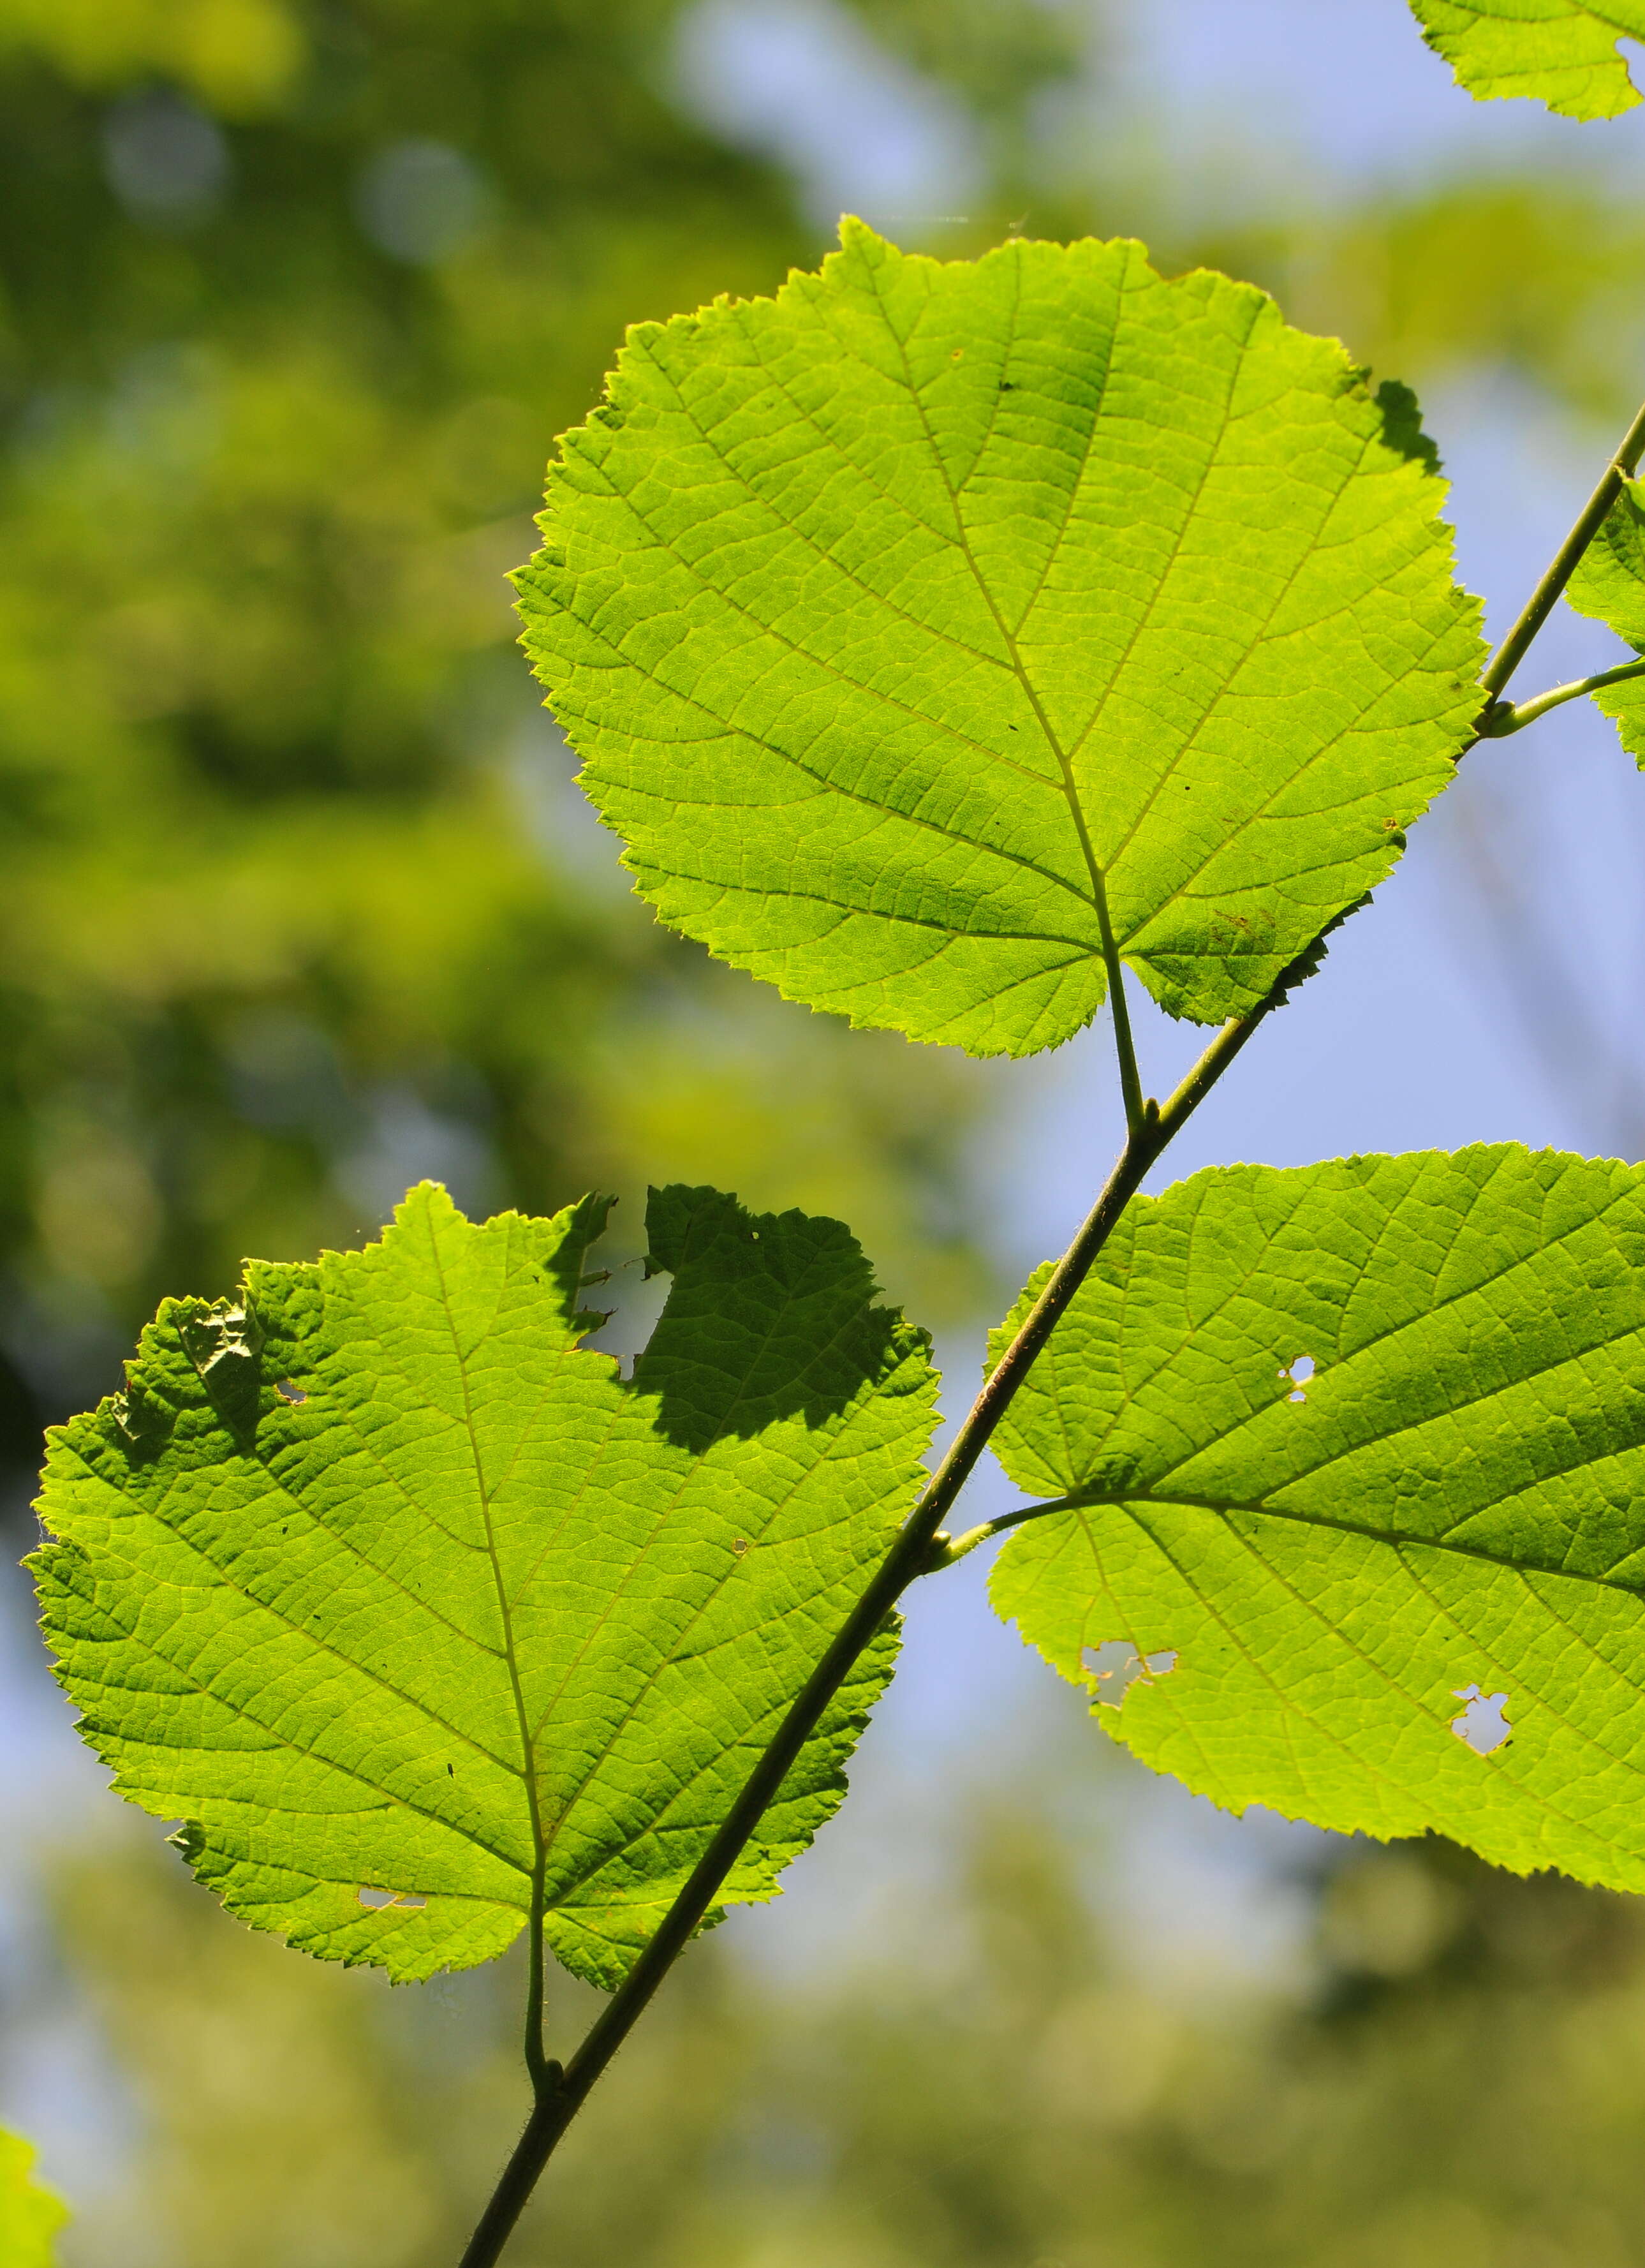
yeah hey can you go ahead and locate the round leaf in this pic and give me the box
[517,223,1483,1053]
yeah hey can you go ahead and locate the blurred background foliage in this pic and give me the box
[6,0,1645,2260]
[0,0,1014,1465]
[45,1767,1645,2268]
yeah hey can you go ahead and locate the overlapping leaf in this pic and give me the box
[989,1145,1645,1889]
[516,221,1483,1055]
[1566,478,1645,760]
[0,2131,66,2268]
[1409,0,1645,117]
[33,1182,936,1987]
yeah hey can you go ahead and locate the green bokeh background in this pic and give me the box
[9,1,1645,2262]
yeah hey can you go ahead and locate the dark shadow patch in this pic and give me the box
[635,1183,926,1453]
[1374,377,1441,475]
[177,1301,265,1452]
[539,1190,618,1336]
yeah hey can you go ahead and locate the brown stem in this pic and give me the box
[454,985,1280,2268]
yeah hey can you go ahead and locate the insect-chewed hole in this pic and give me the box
[1450,1683,1512,1754]
[358,1886,427,1911]
[1277,1353,1316,1404]
[1082,1640,1178,1708]
[731,1538,750,1557]
[275,1380,307,1405]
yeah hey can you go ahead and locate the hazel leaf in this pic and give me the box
[989,1145,1645,1890]
[33,1182,936,1988]
[1566,477,1645,761]
[515,221,1482,1055]
[1409,0,1645,117]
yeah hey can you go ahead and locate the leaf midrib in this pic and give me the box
[424,1215,549,1910]
[869,249,1124,979]
[1044,1485,1645,1602]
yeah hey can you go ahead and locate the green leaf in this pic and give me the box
[988,1145,1645,1890]
[1409,0,1645,117]
[33,1182,936,1988]
[1567,477,1645,760]
[515,223,1483,1055]
[0,2130,67,2267]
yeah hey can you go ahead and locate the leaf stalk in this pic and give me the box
[1477,394,1645,705]
[929,1490,1089,1569]
[1478,653,1645,738]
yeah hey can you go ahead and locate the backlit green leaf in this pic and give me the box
[1409,0,1645,117]
[33,1182,936,1988]
[0,2130,67,2267]
[1567,477,1645,759]
[989,1146,1645,1888]
[515,222,1483,1055]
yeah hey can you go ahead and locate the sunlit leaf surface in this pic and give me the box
[34,1183,936,1986]
[990,1146,1645,1888]
[517,222,1482,1054]
[1566,477,1645,759]
[1410,0,1645,117]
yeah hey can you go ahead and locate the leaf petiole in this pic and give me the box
[923,1492,1089,1571]
[1475,393,1645,706]
[1478,653,1645,737]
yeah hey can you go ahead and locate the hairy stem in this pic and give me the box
[454,991,1280,2268]
[1479,653,1645,738]
[1093,891,1147,1136]
[1479,394,1645,708]
[522,1894,555,2099]
[931,1491,1089,1568]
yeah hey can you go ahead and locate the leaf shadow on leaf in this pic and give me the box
[635,1182,926,1453]
[1373,378,1442,474]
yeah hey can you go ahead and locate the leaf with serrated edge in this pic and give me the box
[33,1182,936,1987]
[1567,478,1645,760]
[515,222,1482,1055]
[1410,0,1645,118]
[0,2130,68,2267]
[989,1146,1645,1888]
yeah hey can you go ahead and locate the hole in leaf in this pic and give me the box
[358,1886,427,1910]
[1450,1684,1512,1754]
[1082,1640,1177,1708]
[732,1538,750,1557]
[275,1380,307,1405]
[1278,1353,1315,1404]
